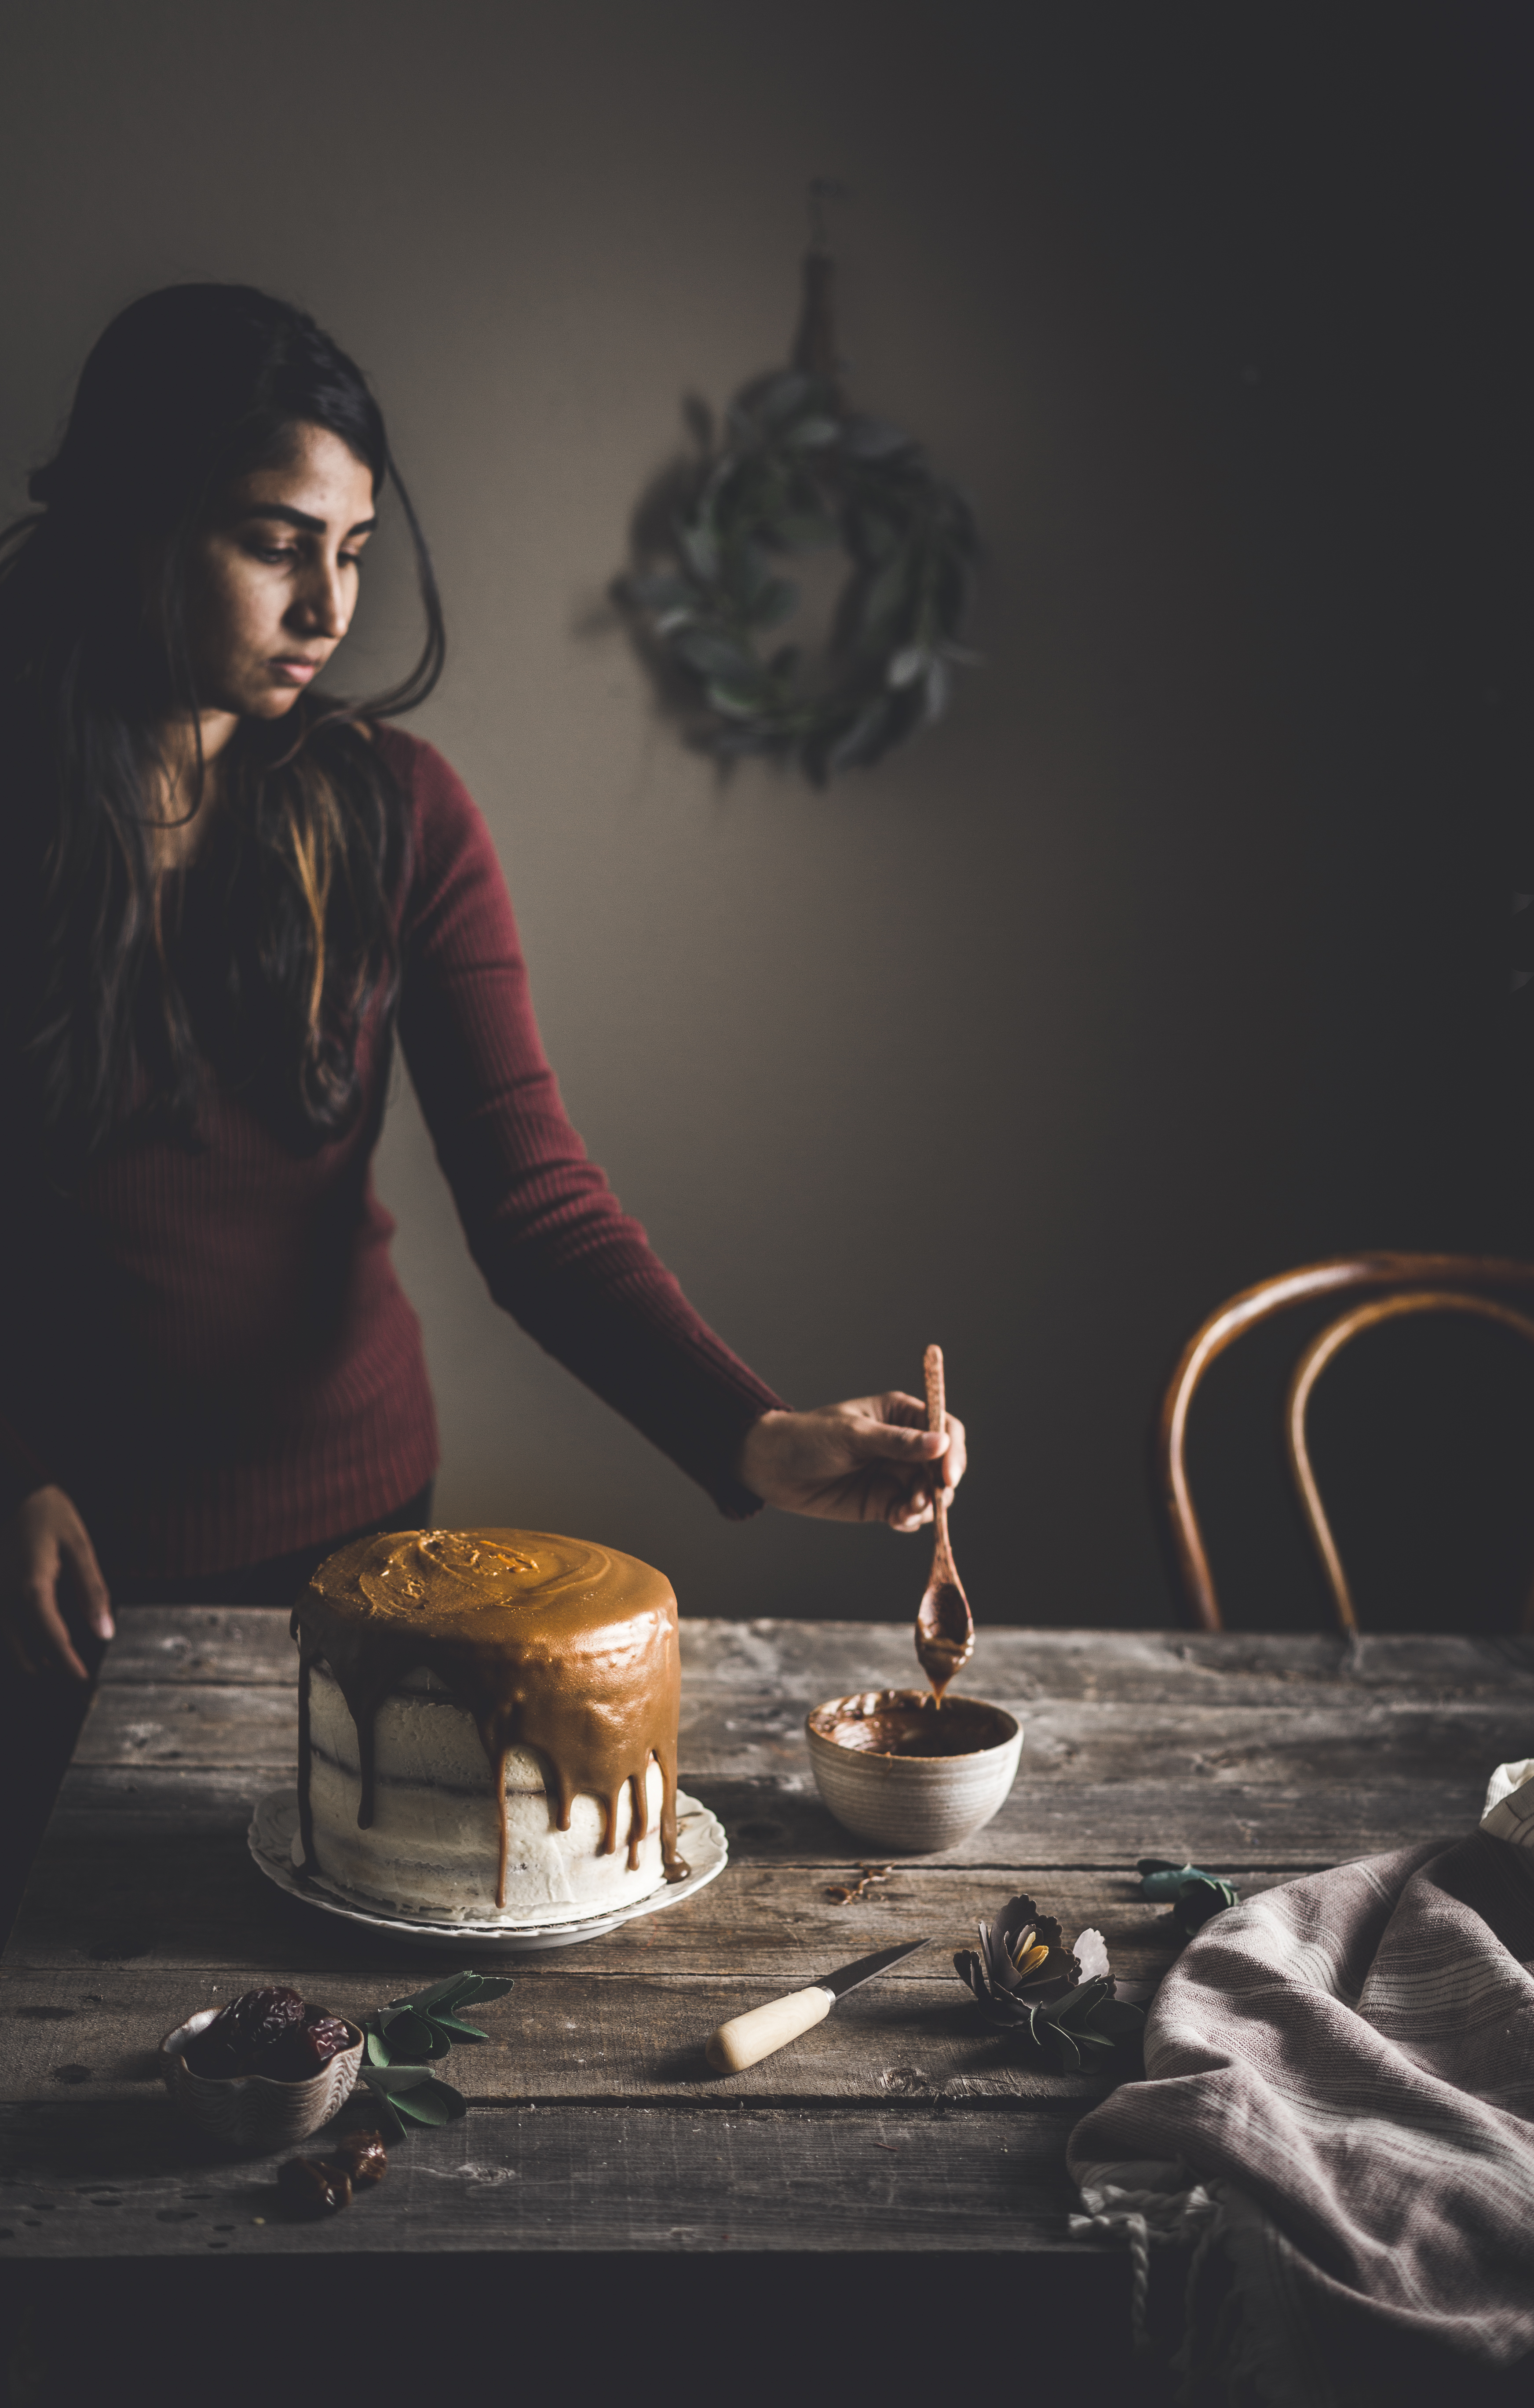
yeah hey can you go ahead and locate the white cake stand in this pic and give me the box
[247,1787,727,1952]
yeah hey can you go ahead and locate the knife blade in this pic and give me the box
[821,1940,931,1997]
[704,1938,931,2073]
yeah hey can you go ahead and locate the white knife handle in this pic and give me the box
[705,1985,835,2073]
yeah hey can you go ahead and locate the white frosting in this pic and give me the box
[304,1658,668,1923]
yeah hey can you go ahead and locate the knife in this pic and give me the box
[704,1939,931,2073]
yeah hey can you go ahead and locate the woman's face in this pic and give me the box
[184,423,376,721]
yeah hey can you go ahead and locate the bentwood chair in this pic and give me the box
[1156,1254,1534,1632]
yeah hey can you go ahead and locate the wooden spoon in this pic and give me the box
[914,1344,974,1703]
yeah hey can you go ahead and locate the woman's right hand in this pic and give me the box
[0,1486,114,1679]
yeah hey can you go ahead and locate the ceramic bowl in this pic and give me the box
[160,2008,363,2151]
[806,1689,1023,1853]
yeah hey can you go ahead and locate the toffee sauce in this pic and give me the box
[807,1688,1014,1759]
[913,1622,975,1701]
[292,1529,687,1909]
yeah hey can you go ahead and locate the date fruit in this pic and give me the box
[185,1986,306,2079]
[278,2156,353,2217]
[263,2011,356,2083]
[332,2131,388,2187]
[182,1989,354,2082]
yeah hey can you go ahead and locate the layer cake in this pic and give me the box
[291,1528,685,1924]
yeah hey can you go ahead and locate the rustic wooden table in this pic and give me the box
[3,1615,1531,2304]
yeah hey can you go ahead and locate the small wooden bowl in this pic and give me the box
[806,1690,1023,1852]
[160,2008,363,2152]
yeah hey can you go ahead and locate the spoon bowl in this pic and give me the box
[915,1574,974,1694]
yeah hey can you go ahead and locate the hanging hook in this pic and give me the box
[807,177,852,257]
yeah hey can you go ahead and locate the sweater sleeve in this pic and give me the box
[386,733,785,1518]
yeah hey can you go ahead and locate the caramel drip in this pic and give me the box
[658,1743,685,1882]
[626,1763,648,1872]
[914,1626,973,1702]
[291,1528,688,1897]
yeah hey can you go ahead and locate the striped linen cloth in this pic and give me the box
[1068,1763,1534,2404]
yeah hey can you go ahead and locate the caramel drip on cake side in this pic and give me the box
[290,1528,686,1908]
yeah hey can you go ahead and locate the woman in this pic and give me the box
[0,283,965,1688]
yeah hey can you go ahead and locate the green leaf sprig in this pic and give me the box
[1136,1859,1241,1939]
[354,1971,513,2139]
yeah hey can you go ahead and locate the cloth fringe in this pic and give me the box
[1068,2178,1220,2353]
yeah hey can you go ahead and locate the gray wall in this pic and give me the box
[5,3,1529,1628]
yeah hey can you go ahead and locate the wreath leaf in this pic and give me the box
[623,366,976,783]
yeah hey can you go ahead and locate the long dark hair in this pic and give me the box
[0,282,445,1171]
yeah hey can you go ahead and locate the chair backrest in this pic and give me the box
[1156,1254,1534,1631]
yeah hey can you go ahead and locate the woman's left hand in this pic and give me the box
[737,1394,967,1531]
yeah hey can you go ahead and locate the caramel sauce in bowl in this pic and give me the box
[805,1688,1023,1852]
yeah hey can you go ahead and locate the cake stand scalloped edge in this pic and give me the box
[246,1787,727,1952]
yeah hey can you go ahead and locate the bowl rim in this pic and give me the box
[160,2004,364,2093]
[804,1687,1022,1762]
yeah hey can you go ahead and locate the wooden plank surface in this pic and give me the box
[100,1608,1534,1701]
[0,2098,1096,2257]
[75,1615,1529,1883]
[18,1760,1497,1912]
[2,1848,1302,2102]
[55,1716,1514,1871]
[75,1677,1534,1788]
[0,1965,1129,2104]
[2,1847,1281,1984]
[3,1610,1516,2269]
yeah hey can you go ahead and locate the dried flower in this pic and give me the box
[963,1900,1084,2009]
[954,1893,1144,2072]
[825,1865,892,1905]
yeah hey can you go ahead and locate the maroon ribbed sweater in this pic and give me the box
[0,729,783,1577]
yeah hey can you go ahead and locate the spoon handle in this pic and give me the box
[924,1342,946,1434]
[923,1344,956,1577]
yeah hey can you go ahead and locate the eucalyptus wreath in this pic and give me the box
[624,367,978,783]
